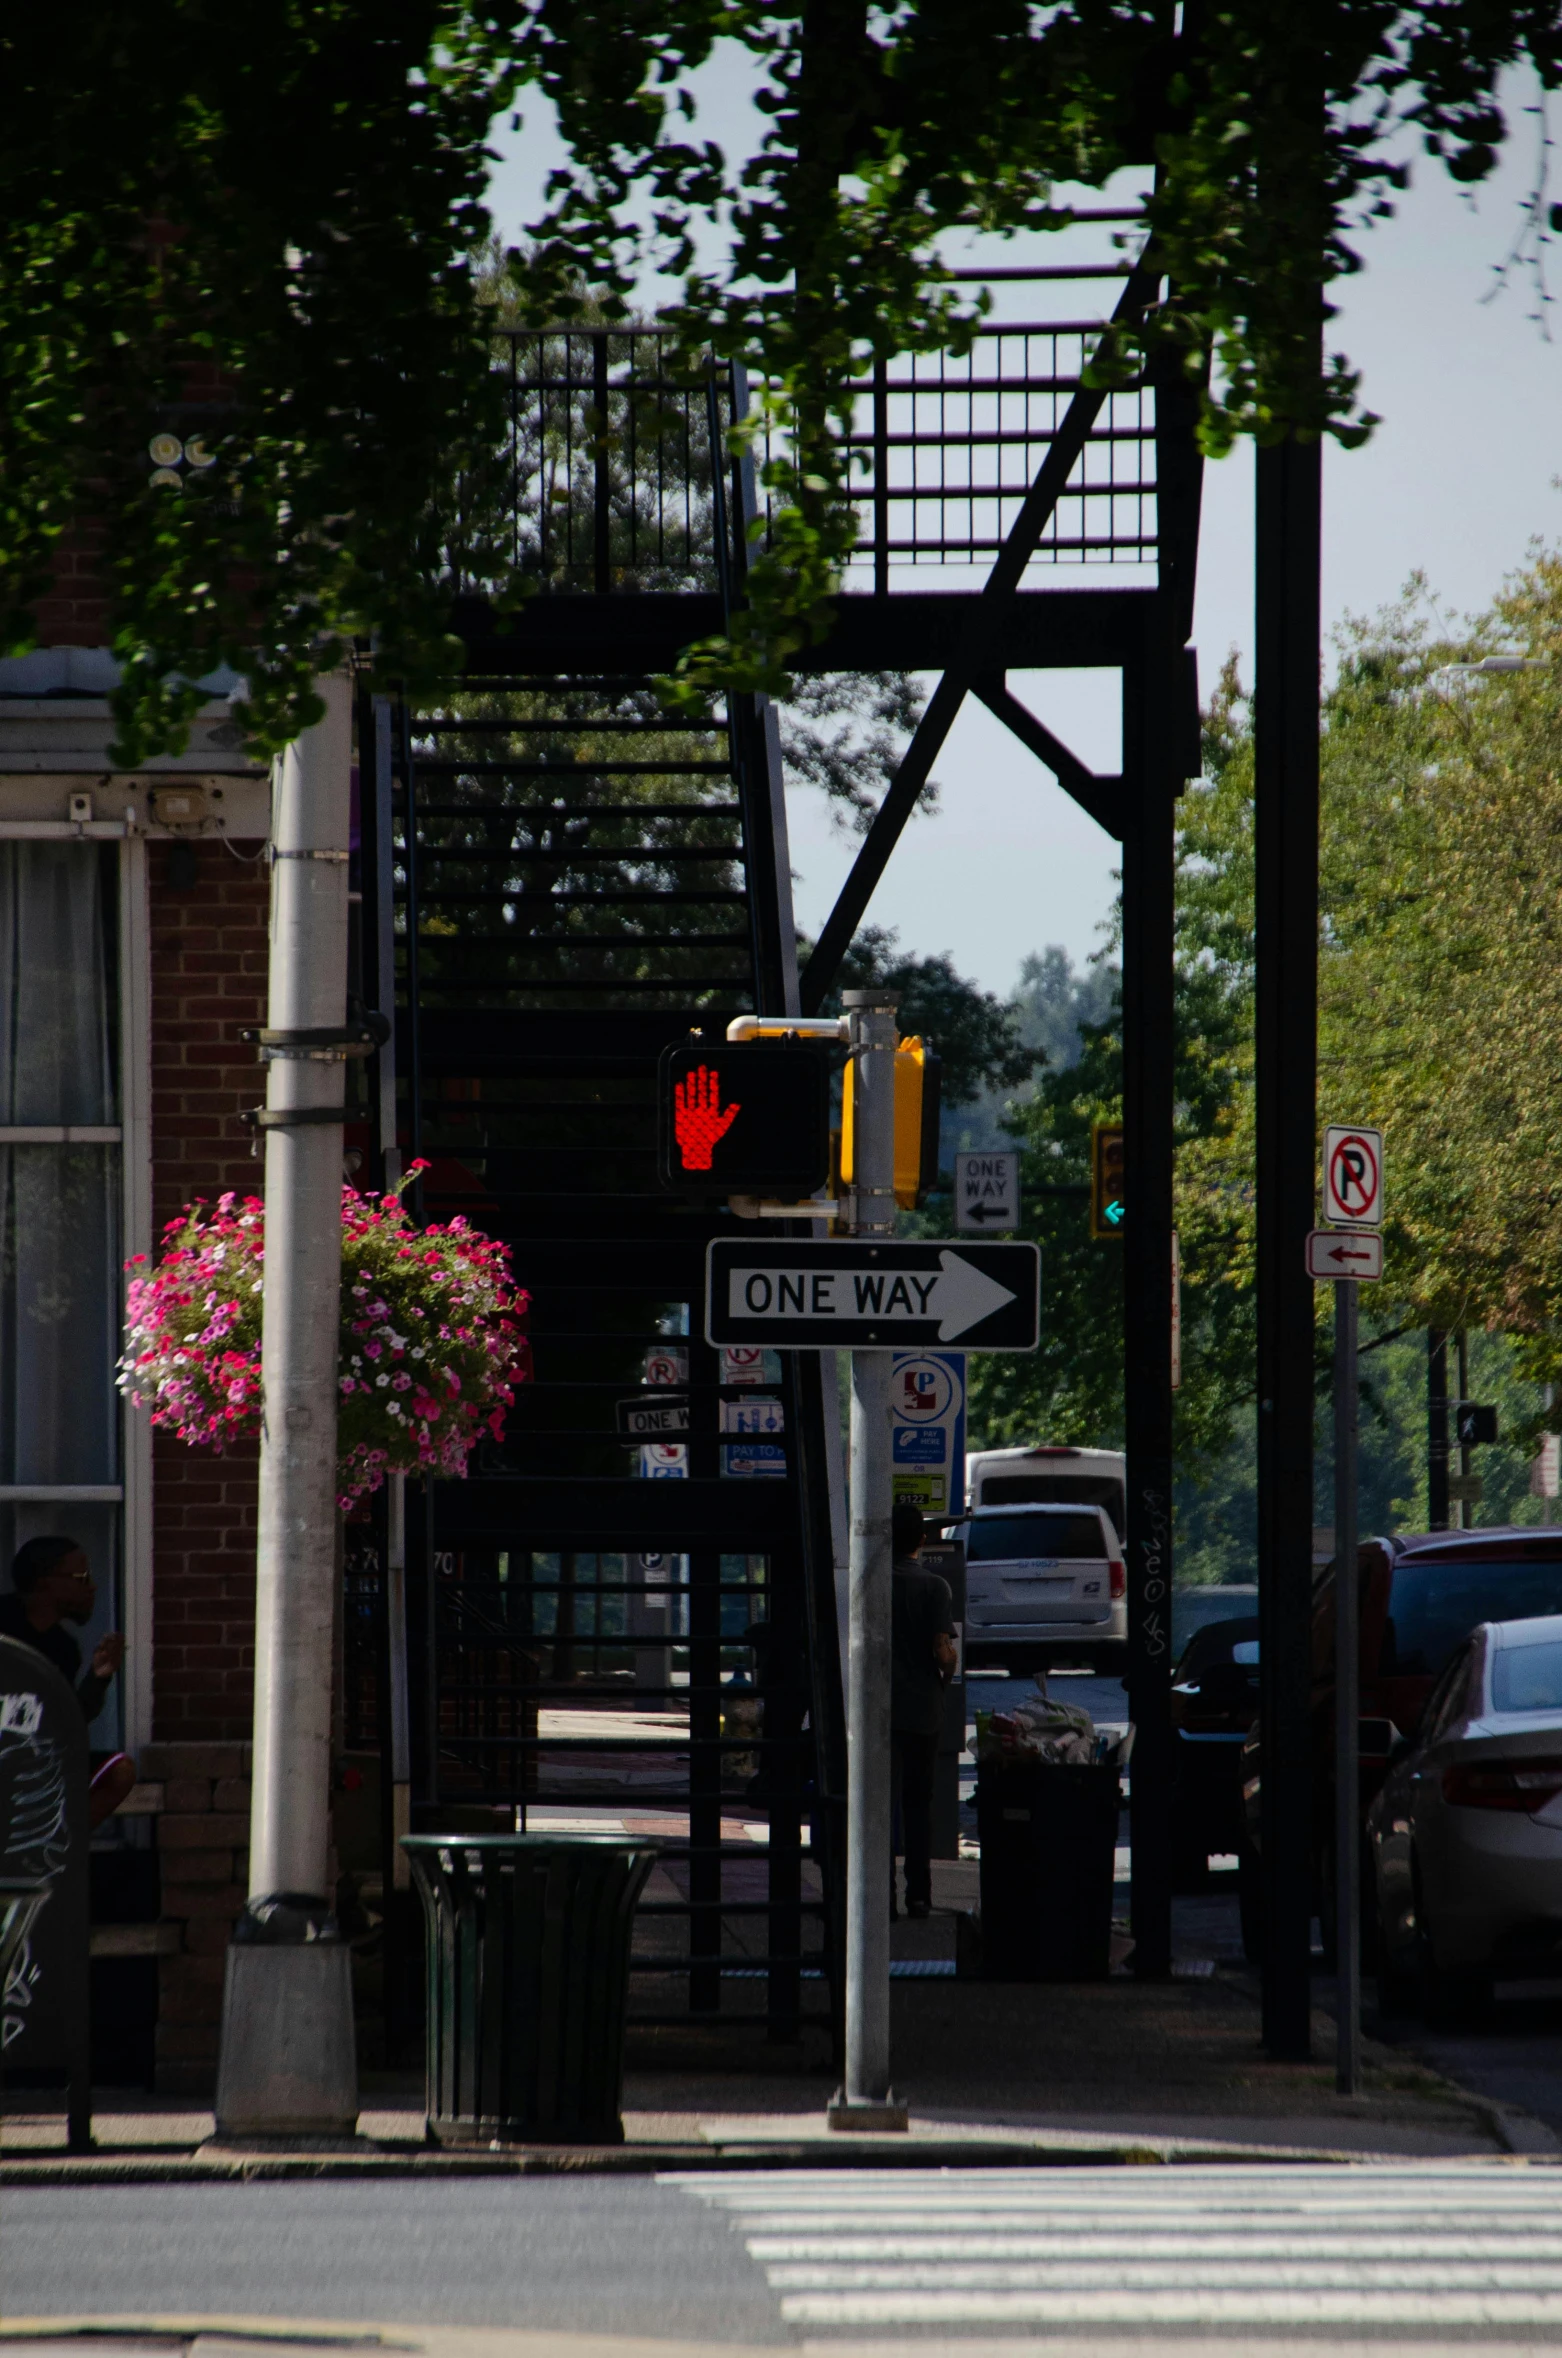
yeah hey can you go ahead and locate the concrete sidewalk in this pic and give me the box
[2,1952,1547,2177]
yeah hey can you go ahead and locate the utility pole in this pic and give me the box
[215,673,358,2139]
[1254,421,1323,2062]
[828,986,907,2131]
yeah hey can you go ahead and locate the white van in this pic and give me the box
[962,1501,1126,1670]
[965,1445,1126,1549]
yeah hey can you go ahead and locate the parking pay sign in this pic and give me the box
[891,1352,966,1517]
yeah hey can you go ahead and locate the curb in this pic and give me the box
[1,2131,1544,2183]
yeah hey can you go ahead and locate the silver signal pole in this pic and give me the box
[216,673,358,2139]
[1334,1273,1361,2096]
[828,987,907,2131]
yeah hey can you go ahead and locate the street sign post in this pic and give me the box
[704,1241,1040,1352]
[1313,1122,1385,2102]
[1305,1230,1383,1282]
[1322,1124,1384,1229]
[954,1150,1020,1233]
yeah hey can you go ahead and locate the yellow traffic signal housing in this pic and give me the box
[842,1034,943,1210]
[1091,1120,1125,1238]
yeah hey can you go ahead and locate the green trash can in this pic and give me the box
[403,1832,656,2145]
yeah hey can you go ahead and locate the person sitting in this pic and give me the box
[0,1534,136,1825]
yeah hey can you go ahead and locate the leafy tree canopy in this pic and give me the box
[807,924,1041,1108]
[6,3,1560,756]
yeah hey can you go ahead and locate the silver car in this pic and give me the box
[960,1501,1126,1671]
[1368,1611,1562,2021]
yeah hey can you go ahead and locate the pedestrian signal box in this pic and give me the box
[1090,1121,1125,1239]
[842,1035,943,1210]
[658,1043,831,1199]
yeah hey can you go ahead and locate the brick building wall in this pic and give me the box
[133,1741,254,2093]
[30,521,111,647]
[149,835,271,1744]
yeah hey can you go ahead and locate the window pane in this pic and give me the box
[1493,1638,1562,1715]
[967,1513,1106,1562]
[0,843,117,1123]
[1385,1560,1562,1680]
[0,1144,120,1482]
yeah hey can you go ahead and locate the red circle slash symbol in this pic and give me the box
[674,1064,742,1171]
[1329,1132,1379,1221]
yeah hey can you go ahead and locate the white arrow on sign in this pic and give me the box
[930,1249,1018,1339]
[1305,1228,1383,1282]
[728,1247,1018,1342]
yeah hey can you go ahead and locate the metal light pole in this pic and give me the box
[828,986,907,2131]
[215,672,358,2139]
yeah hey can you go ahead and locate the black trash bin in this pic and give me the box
[403,1832,656,2144]
[976,1754,1123,1980]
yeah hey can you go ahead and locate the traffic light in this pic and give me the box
[658,1042,830,1198]
[841,1034,943,1210]
[1455,1402,1498,1447]
[1090,1121,1125,1239]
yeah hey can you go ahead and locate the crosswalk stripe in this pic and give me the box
[663,2165,1562,2333]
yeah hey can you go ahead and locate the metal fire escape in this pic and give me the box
[349,215,1207,2039]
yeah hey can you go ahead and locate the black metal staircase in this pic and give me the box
[375,632,845,2040]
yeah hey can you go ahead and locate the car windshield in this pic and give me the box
[1385,1558,1562,1680]
[1492,1637,1562,1715]
[967,1513,1105,1563]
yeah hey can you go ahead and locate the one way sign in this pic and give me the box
[705,1241,1040,1351]
[955,1150,1020,1233]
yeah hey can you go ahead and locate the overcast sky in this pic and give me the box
[486,70,1562,995]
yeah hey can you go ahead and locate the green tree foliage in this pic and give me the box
[964,869,1254,1467]
[812,926,1041,1111]
[1156,554,1562,1501]
[0,4,507,764]
[497,0,1562,694]
[8,7,1561,761]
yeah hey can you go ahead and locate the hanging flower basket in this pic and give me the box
[119,1165,531,1509]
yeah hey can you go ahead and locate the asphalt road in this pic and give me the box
[0,2175,782,2342]
[11,2165,1562,2344]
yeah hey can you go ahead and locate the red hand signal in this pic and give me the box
[674,1064,741,1170]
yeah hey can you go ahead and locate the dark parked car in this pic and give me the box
[1241,1529,1562,1959]
[1169,1616,1258,1885]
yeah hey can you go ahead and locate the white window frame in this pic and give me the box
[0,716,271,1754]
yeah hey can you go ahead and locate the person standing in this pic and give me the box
[0,1534,135,1823]
[890,1503,956,1919]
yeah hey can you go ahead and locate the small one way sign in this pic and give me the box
[955,1150,1020,1233]
[705,1241,1040,1351]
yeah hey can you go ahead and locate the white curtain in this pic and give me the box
[0,844,120,1486]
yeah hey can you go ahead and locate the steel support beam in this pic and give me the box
[1120,622,1178,1982]
[1254,430,1323,2060]
[971,676,1125,838]
[798,262,1161,1012]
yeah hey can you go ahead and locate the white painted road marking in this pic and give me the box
[664,2166,1562,2334]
